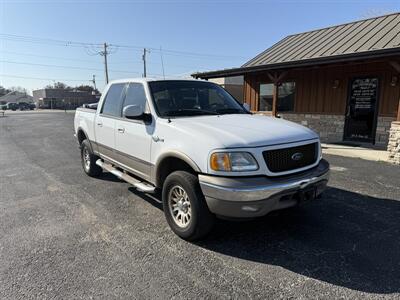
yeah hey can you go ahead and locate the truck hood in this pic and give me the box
[169,114,318,148]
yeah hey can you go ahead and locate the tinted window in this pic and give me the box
[148,80,247,117]
[101,83,125,116]
[122,83,147,115]
[258,82,295,112]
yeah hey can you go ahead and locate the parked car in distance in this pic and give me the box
[6,102,19,111]
[18,102,35,110]
[74,79,330,240]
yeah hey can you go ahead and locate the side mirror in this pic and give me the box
[243,103,250,112]
[123,105,151,123]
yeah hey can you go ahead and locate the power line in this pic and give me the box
[0,49,212,69]
[0,73,105,82]
[0,59,141,74]
[0,50,102,64]
[0,33,247,60]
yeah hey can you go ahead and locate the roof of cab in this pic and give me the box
[107,78,205,85]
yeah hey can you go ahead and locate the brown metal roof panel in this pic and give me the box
[326,18,377,55]
[289,25,345,60]
[315,22,360,56]
[297,24,346,59]
[280,27,332,61]
[242,35,302,67]
[357,15,400,51]
[248,33,308,66]
[371,19,400,49]
[241,35,294,67]
[343,14,397,53]
[264,29,324,63]
[387,31,400,48]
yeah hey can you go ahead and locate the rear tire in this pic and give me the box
[162,171,215,241]
[80,139,102,177]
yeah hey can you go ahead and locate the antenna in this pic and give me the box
[160,46,165,79]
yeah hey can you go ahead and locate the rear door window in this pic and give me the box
[101,83,126,117]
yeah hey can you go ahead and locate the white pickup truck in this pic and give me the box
[74,78,329,240]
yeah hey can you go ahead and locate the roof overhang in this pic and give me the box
[192,48,400,79]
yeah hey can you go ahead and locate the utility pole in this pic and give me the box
[142,48,148,78]
[102,43,109,84]
[92,75,97,91]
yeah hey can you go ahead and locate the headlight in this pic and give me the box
[210,152,258,172]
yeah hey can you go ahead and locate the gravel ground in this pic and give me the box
[0,112,399,299]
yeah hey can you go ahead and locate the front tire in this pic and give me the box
[162,171,215,241]
[80,139,102,177]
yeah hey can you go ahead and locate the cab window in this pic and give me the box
[101,83,125,117]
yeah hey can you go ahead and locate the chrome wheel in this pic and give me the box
[168,185,191,228]
[83,147,91,171]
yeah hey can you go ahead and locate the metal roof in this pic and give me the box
[193,13,400,79]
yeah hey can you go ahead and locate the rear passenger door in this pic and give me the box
[95,83,126,162]
[115,82,153,181]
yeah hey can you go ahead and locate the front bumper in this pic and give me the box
[199,159,329,218]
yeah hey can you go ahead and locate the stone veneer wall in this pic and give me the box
[279,113,345,143]
[279,113,395,147]
[387,122,400,165]
[376,117,396,147]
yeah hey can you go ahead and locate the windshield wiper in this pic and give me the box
[164,109,220,117]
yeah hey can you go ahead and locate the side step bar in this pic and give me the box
[96,159,156,193]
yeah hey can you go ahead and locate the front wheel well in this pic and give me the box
[156,157,197,188]
[77,129,88,145]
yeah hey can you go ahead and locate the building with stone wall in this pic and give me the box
[194,13,400,164]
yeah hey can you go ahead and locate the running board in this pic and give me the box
[96,159,155,193]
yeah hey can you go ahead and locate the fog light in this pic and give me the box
[241,205,259,212]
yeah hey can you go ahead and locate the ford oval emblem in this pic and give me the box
[291,152,303,161]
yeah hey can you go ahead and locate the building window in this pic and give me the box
[259,82,295,112]
[259,83,274,111]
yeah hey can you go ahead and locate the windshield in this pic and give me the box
[148,80,248,117]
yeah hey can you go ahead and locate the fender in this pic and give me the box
[154,150,202,186]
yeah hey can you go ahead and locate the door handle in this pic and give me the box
[117,127,125,133]
[97,122,103,127]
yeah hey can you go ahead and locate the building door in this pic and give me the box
[344,77,379,144]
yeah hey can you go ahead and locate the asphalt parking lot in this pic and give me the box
[1,112,399,299]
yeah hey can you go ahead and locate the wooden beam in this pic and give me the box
[272,83,278,117]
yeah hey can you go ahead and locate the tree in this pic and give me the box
[0,85,11,97]
[9,86,28,94]
[45,82,70,90]
[76,85,99,94]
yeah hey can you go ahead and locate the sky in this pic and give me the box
[1,0,399,93]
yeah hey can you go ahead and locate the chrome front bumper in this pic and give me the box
[199,159,329,218]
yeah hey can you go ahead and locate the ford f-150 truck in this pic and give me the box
[74,79,329,240]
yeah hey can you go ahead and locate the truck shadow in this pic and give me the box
[130,185,400,294]
[196,187,400,294]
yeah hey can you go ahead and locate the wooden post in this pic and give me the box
[272,83,278,117]
[397,97,400,121]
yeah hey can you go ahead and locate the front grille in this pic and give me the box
[263,142,318,173]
